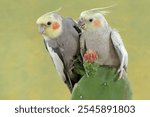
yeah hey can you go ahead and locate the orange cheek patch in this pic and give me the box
[93,19,101,28]
[52,22,60,30]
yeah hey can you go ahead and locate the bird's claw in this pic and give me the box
[117,67,125,80]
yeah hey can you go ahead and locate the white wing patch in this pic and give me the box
[45,42,66,82]
[111,29,128,79]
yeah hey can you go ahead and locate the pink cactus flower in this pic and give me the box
[83,49,97,63]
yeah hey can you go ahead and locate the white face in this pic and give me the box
[37,13,63,39]
[79,12,108,31]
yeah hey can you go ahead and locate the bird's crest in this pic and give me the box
[81,4,117,15]
[36,7,62,24]
[47,7,62,14]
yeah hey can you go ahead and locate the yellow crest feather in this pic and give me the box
[36,7,62,24]
[81,4,117,16]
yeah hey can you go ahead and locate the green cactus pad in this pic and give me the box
[71,66,132,100]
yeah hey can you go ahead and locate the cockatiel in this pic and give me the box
[36,10,82,92]
[78,8,128,79]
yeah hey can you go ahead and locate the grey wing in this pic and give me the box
[44,40,73,92]
[71,19,86,57]
[80,35,86,57]
[64,18,82,38]
[44,41,67,82]
[69,19,85,56]
[111,29,128,71]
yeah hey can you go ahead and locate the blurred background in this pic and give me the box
[0,0,149,99]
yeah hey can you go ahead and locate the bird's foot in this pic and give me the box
[117,67,126,80]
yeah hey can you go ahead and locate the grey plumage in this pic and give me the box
[80,27,120,67]
[79,10,128,79]
[36,13,82,92]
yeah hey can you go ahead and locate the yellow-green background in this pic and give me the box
[0,0,149,99]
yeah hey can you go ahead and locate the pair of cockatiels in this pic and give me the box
[36,7,128,92]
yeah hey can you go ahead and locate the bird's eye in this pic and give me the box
[89,18,93,22]
[47,21,51,25]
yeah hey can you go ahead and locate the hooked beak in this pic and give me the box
[78,19,85,29]
[38,24,46,34]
